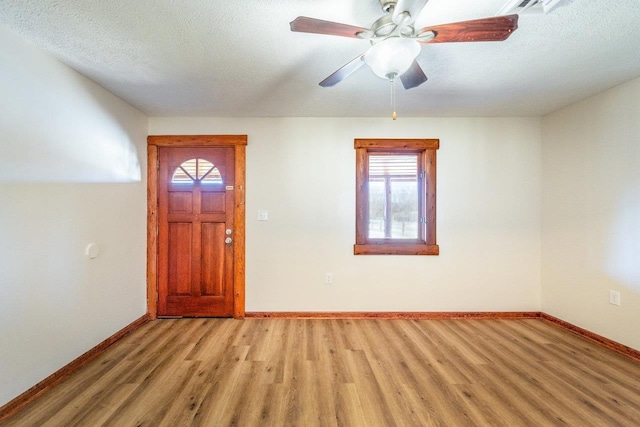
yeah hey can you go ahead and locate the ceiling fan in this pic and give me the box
[290,0,519,90]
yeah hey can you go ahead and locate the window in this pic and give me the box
[171,158,223,184]
[354,139,439,255]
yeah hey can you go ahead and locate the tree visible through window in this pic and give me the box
[355,139,439,255]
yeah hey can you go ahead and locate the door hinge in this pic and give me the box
[156,225,159,236]
[157,159,160,170]
[420,217,426,224]
[420,171,426,179]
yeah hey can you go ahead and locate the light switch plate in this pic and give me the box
[609,290,621,306]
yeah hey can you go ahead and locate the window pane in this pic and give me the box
[390,180,418,238]
[369,155,418,177]
[368,179,386,238]
[368,154,418,239]
[172,167,193,183]
[197,159,223,184]
[181,159,198,180]
[201,169,223,184]
[171,158,223,184]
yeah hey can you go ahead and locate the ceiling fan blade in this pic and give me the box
[290,17,370,39]
[319,54,366,87]
[393,0,430,25]
[417,14,518,43]
[400,60,428,89]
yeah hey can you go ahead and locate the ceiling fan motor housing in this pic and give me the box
[380,0,397,13]
[371,12,414,39]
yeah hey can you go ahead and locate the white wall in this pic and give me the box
[542,77,640,350]
[0,28,148,406]
[150,117,542,312]
[0,26,141,183]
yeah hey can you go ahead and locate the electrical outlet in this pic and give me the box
[325,273,333,284]
[609,290,621,306]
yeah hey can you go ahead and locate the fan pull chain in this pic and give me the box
[390,77,397,120]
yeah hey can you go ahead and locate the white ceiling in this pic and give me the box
[1,0,639,117]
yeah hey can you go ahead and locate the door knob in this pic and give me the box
[225,237,232,244]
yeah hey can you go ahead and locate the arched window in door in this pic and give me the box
[171,158,222,184]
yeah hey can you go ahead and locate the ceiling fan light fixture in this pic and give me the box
[364,37,421,80]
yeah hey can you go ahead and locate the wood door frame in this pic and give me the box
[147,135,247,319]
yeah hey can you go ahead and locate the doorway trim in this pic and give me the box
[147,135,247,319]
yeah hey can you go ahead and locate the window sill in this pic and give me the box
[353,243,439,256]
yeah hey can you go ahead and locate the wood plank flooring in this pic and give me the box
[3,318,640,426]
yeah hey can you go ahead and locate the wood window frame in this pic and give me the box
[354,138,439,256]
[147,135,247,319]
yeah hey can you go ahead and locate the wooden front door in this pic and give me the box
[157,147,235,317]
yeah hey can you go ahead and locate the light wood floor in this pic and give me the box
[4,318,640,426]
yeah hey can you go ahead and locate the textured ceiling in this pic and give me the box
[1,0,639,117]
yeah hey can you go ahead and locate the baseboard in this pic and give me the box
[0,314,150,423]
[540,313,640,362]
[245,311,541,320]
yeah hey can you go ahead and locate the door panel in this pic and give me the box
[168,223,193,296]
[201,222,225,296]
[158,147,235,317]
[168,192,193,213]
[201,193,225,213]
